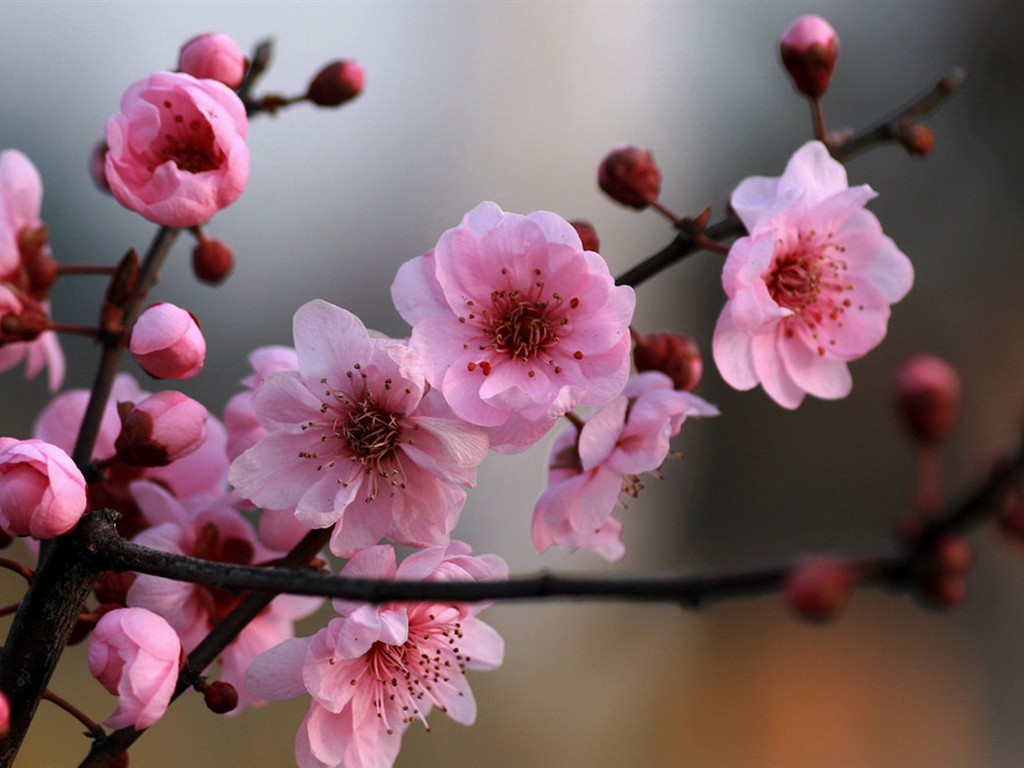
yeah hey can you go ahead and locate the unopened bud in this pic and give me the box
[114,391,208,467]
[570,220,600,253]
[0,692,8,740]
[633,331,703,391]
[178,33,247,89]
[999,498,1024,546]
[894,354,961,444]
[780,15,839,99]
[129,302,206,380]
[899,122,935,157]
[598,146,661,210]
[201,680,239,714]
[307,59,365,107]
[191,237,234,285]
[785,556,853,622]
[919,573,967,610]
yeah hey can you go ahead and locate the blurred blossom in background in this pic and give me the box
[2,1,1023,765]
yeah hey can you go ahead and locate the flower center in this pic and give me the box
[156,99,224,173]
[352,610,470,734]
[765,230,853,355]
[486,290,559,362]
[340,394,402,466]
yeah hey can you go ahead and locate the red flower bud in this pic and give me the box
[307,60,365,107]
[785,556,853,622]
[894,354,961,444]
[191,237,234,285]
[780,15,839,99]
[598,146,661,210]
[569,220,600,253]
[201,680,239,714]
[899,122,935,157]
[89,140,112,195]
[633,331,703,392]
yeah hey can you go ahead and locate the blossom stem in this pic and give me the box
[564,411,586,431]
[0,557,34,584]
[47,322,102,339]
[616,214,742,288]
[0,601,21,617]
[54,265,117,276]
[648,198,683,226]
[810,97,828,143]
[42,689,105,740]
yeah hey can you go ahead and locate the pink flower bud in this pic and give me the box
[0,692,8,739]
[129,302,206,380]
[569,220,600,253]
[114,391,208,467]
[785,556,853,622]
[191,237,234,284]
[88,607,182,730]
[894,354,961,444]
[105,71,249,227]
[780,15,839,99]
[0,438,87,539]
[178,33,247,89]
[633,331,703,392]
[307,59,365,107]
[598,145,661,210]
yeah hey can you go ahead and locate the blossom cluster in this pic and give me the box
[0,16,926,768]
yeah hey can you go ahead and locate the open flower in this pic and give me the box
[392,201,635,453]
[247,542,506,768]
[126,480,321,713]
[0,149,64,390]
[532,372,717,560]
[229,300,488,557]
[712,141,913,408]
[105,71,249,227]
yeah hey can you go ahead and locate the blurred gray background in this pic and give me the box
[2,1,1023,766]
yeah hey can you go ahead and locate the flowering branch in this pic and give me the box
[615,67,966,291]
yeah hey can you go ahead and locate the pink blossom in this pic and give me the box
[126,481,320,713]
[87,607,182,729]
[532,372,717,560]
[224,345,299,462]
[178,33,247,89]
[0,437,87,539]
[392,201,635,453]
[105,71,249,227]
[34,373,229,539]
[247,543,506,768]
[0,149,64,390]
[712,141,913,409]
[230,300,488,557]
[129,302,206,380]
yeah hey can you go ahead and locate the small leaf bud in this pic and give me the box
[598,146,661,210]
[780,15,839,99]
[899,122,935,157]
[307,59,365,107]
[894,354,961,444]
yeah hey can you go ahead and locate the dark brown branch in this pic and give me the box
[0,227,180,766]
[830,68,967,161]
